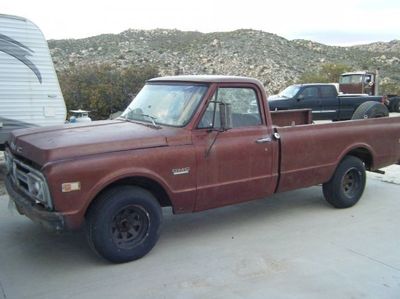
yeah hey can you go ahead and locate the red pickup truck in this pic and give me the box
[4,76,400,263]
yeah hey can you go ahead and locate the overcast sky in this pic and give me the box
[3,0,400,46]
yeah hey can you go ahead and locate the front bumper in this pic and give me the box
[5,174,65,232]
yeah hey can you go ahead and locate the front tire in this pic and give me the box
[322,156,366,208]
[86,186,162,263]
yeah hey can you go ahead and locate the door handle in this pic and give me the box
[256,137,272,143]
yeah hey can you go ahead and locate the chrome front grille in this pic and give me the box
[5,148,52,209]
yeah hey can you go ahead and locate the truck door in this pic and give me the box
[295,86,321,119]
[192,85,278,211]
[318,85,339,120]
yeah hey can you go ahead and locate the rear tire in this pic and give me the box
[390,98,400,113]
[322,156,366,208]
[351,101,389,119]
[86,186,162,263]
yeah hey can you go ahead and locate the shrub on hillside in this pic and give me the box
[57,64,159,120]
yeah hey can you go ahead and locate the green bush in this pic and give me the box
[380,81,400,96]
[57,64,159,120]
[297,63,352,83]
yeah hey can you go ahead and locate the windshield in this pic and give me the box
[121,83,208,127]
[339,75,363,84]
[279,85,300,98]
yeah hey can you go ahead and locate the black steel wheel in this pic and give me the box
[341,168,362,198]
[86,186,162,263]
[111,205,150,250]
[323,156,366,208]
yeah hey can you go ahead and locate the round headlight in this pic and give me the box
[27,174,43,199]
[31,181,41,196]
[4,150,13,173]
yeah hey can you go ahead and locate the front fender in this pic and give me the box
[43,147,197,229]
[84,167,173,211]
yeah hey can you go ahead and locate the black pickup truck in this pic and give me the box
[268,83,386,120]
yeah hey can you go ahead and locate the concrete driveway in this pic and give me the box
[0,170,399,299]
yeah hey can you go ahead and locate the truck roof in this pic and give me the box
[291,83,337,87]
[341,71,371,76]
[148,75,263,86]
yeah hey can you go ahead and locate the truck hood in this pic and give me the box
[268,95,288,101]
[268,95,291,110]
[9,120,184,166]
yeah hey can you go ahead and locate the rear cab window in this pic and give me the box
[320,85,337,98]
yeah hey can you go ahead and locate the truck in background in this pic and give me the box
[0,14,67,150]
[267,83,387,121]
[339,70,400,113]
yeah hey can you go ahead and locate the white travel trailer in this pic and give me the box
[0,14,66,149]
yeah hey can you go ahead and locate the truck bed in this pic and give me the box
[270,109,313,126]
[274,116,400,193]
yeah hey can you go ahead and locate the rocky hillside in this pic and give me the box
[352,40,400,53]
[48,29,400,93]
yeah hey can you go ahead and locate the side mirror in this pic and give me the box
[219,102,232,131]
[297,94,304,101]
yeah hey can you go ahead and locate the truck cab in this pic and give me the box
[339,70,400,112]
[339,71,376,95]
[268,83,340,120]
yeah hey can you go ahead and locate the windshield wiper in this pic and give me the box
[139,113,159,128]
[119,109,160,129]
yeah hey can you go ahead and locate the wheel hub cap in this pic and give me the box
[111,205,149,249]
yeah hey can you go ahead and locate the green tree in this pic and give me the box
[380,81,400,96]
[298,63,352,83]
[57,64,159,120]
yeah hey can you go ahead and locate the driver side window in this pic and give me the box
[198,87,262,129]
[300,87,318,98]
